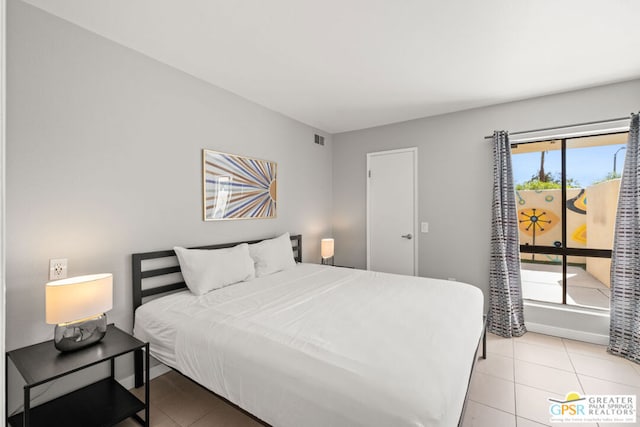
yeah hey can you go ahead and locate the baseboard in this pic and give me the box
[117,362,172,390]
[525,321,609,345]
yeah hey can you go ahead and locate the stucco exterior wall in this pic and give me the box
[517,180,619,278]
[517,188,585,264]
[585,179,621,287]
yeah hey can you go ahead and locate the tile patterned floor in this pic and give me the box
[465,332,640,427]
[117,370,262,427]
[118,332,640,427]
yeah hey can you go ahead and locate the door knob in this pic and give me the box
[401,234,413,240]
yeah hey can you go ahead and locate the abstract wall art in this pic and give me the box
[202,149,277,221]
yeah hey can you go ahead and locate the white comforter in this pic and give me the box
[134,263,484,427]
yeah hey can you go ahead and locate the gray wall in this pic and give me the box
[333,78,640,308]
[6,0,333,351]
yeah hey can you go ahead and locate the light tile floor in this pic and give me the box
[118,370,263,427]
[118,332,640,427]
[465,332,640,427]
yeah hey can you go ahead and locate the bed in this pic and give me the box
[132,234,486,427]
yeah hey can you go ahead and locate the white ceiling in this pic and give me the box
[22,0,640,133]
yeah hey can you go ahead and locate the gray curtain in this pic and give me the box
[488,131,527,338]
[609,113,640,362]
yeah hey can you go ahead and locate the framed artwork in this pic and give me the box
[202,149,277,221]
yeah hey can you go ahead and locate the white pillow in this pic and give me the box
[249,233,296,277]
[174,243,255,296]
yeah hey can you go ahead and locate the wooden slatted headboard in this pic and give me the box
[131,234,302,313]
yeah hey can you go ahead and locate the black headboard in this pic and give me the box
[132,234,302,314]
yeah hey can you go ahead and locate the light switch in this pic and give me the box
[421,222,429,233]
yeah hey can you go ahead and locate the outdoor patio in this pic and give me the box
[520,261,610,310]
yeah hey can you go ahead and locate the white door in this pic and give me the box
[367,148,417,275]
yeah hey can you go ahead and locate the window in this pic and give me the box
[511,132,627,310]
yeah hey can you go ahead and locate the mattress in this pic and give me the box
[134,263,484,427]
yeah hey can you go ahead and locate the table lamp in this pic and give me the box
[46,273,113,352]
[321,238,334,266]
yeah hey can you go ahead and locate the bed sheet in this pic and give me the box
[134,263,484,427]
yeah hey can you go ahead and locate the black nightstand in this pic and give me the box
[5,324,149,427]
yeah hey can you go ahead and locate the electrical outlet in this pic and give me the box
[421,222,429,233]
[49,258,68,280]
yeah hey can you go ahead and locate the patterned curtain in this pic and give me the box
[488,131,527,338]
[609,113,640,362]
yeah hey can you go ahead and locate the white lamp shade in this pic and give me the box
[46,273,113,324]
[321,238,334,259]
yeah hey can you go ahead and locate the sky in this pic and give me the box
[512,143,627,187]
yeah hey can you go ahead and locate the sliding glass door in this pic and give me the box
[511,132,627,310]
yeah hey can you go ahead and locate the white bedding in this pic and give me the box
[134,263,484,427]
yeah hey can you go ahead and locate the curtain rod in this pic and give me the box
[483,116,630,140]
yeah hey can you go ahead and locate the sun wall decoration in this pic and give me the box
[518,208,559,240]
[202,149,277,221]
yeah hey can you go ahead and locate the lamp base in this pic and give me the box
[54,314,107,352]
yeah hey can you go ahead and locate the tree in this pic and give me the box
[592,171,621,185]
[515,173,580,190]
[538,151,547,182]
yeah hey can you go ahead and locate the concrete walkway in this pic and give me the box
[520,262,610,309]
